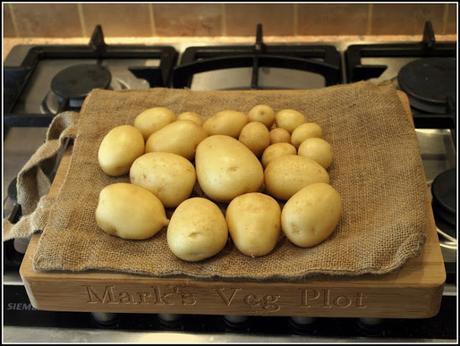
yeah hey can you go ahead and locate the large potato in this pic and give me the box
[298,137,333,169]
[98,125,145,177]
[238,121,270,157]
[167,198,228,262]
[145,120,207,160]
[269,128,291,144]
[261,143,297,167]
[248,104,275,127]
[134,107,176,140]
[178,112,203,126]
[195,135,264,202]
[130,152,196,208]
[226,193,281,257]
[291,122,323,148]
[281,183,342,247]
[265,154,329,200]
[203,110,248,138]
[275,109,305,133]
[95,183,168,240]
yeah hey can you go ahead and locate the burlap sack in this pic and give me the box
[25,81,427,280]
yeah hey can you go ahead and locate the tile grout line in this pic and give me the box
[8,4,20,38]
[149,4,156,37]
[442,3,449,35]
[293,4,298,36]
[221,4,226,36]
[77,4,87,37]
[367,4,373,35]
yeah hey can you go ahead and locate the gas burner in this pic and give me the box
[432,168,456,239]
[397,58,456,114]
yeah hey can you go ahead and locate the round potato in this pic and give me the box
[238,121,270,157]
[167,198,228,262]
[261,143,297,167]
[130,152,196,208]
[134,107,176,140]
[195,135,264,202]
[98,125,145,177]
[95,183,169,240]
[203,110,248,138]
[291,122,323,148]
[265,154,330,200]
[298,137,333,169]
[275,109,305,133]
[178,112,203,126]
[269,128,291,144]
[282,183,342,247]
[146,120,207,160]
[248,104,275,128]
[226,193,281,257]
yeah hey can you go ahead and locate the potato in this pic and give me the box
[195,135,264,202]
[261,143,297,167]
[178,112,203,126]
[98,125,145,177]
[134,107,176,140]
[265,154,330,200]
[238,121,270,157]
[248,104,275,127]
[291,122,323,148]
[95,183,168,240]
[275,109,305,133]
[269,128,291,144]
[226,193,281,257]
[203,110,248,138]
[130,152,196,208]
[146,120,207,160]
[298,138,333,169]
[167,198,228,262]
[281,183,342,247]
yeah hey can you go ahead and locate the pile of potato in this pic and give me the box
[96,105,342,262]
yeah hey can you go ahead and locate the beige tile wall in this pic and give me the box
[3,3,457,38]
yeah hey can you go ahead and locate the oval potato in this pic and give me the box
[248,104,275,127]
[167,198,228,262]
[238,121,270,157]
[95,183,168,240]
[298,137,333,169]
[261,143,297,167]
[226,193,281,257]
[178,112,203,126]
[98,125,145,177]
[291,122,323,148]
[275,109,305,133]
[269,128,291,144]
[203,110,248,138]
[146,120,207,160]
[130,152,196,208]
[265,154,330,200]
[195,135,264,202]
[281,183,342,247]
[134,107,176,140]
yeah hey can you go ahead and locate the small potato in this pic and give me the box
[238,122,270,157]
[282,183,342,247]
[248,104,275,128]
[226,193,281,257]
[130,152,196,208]
[134,107,176,140]
[291,122,323,148]
[265,154,330,200]
[98,125,145,177]
[298,138,333,169]
[95,183,169,240]
[178,112,203,126]
[203,110,248,138]
[269,128,291,144]
[146,120,207,160]
[167,198,228,262]
[275,109,305,133]
[261,143,297,167]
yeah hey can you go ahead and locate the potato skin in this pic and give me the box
[134,107,176,140]
[195,135,264,202]
[98,125,145,177]
[226,193,281,257]
[269,128,291,144]
[203,110,248,138]
[248,104,275,127]
[178,112,203,126]
[291,122,323,148]
[95,183,168,240]
[261,143,297,167]
[264,154,330,200]
[167,198,228,262]
[238,121,270,157]
[298,137,333,169]
[275,109,305,133]
[281,183,342,247]
[130,152,196,208]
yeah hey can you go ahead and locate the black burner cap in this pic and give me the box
[431,168,456,235]
[51,64,111,100]
[398,58,456,110]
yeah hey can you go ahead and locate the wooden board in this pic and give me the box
[20,91,446,318]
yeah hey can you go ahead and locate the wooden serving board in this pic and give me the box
[20,92,446,318]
